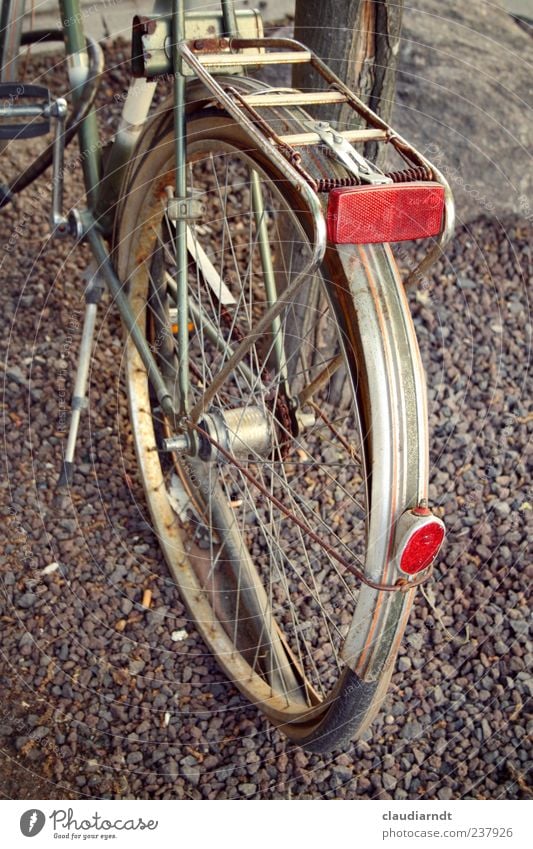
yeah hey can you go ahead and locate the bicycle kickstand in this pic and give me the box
[57,265,105,488]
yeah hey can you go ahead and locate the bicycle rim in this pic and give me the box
[0,0,26,82]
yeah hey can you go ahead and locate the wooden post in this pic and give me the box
[293,0,403,165]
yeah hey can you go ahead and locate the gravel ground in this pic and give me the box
[0,42,531,800]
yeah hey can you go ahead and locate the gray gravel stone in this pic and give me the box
[401,720,423,741]
[165,759,179,780]
[216,765,235,781]
[6,365,26,385]
[433,685,445,704]
[238,783,257,796]
[30,726,49,741]
[434,739,447,756]
[17,592,37,609]
[509,619,530,636]
[120,598,133,616]
[332,765,354,782]
[148,606,168,626]
[382,773,397,791]
[180,764,201,787]
[437,787,454,800]
[406,633,424,651]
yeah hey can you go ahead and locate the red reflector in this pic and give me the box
[399,521,445,575]
[326,182,445,244]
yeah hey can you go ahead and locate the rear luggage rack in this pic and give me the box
[132,21,455,282]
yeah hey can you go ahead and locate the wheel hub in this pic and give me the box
[163,404,316,462]
[164,405,272,462]
[198,407,272,462]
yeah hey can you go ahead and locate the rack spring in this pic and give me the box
[386,165,433,183]
[316,165,432,193]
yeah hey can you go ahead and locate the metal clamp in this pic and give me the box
[0,82,51,138]
[166,194,204,222]
[309,121,392,185]
[46,97,71,237]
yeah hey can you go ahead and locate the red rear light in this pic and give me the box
[326,182,445,244]
[395,508,445,575]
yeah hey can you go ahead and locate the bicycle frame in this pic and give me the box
[50,0,325,424]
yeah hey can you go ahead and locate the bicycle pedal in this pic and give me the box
[0,83,51,139]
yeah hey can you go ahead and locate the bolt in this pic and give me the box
[296,411,315,430]
[163,434,191,454]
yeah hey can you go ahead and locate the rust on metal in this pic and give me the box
[133,15,157,35]
[222,85,319,192]
[315,165,433,192]
[190,37,230,53]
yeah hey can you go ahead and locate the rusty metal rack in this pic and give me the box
[132,22,455,283]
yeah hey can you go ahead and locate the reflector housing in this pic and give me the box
[326,181,445,244]
[395,509,445,575]
[399,522,445,575]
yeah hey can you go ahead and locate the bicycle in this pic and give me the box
[0,0,454,752]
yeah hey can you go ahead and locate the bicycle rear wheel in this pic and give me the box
[115,88,429,752]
